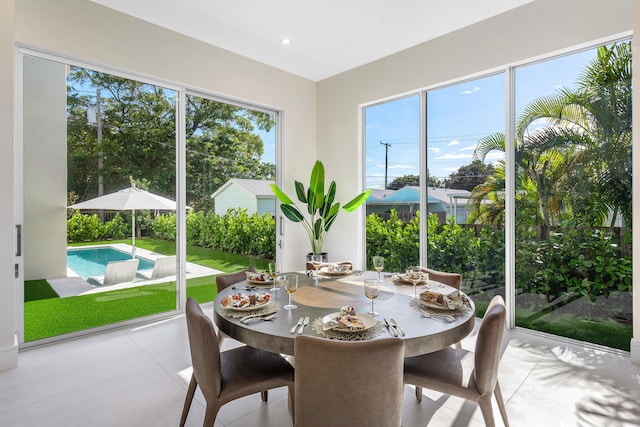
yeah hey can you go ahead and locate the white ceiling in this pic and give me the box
[92,0,534,82]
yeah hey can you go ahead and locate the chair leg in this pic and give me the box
[261,390,269,402]
[477,395,496,427]
[202,402,221,427]
[415,386,423,403]
[287,385,295,421]
[179,374,198,427]
[494,381,509,426]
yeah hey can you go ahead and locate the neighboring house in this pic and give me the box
[366,186,472,223]
[211,179,275,216]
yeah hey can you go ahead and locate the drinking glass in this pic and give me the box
[406,266,424,299]
[283,274,298,310]
[311,254,323,285]
[364,279,380,316]
[372,256,384,280]
[269,261,280,291]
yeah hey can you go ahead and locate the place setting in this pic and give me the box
[410,283,473,322]
[310,278,386,341]
[219,291,280,320]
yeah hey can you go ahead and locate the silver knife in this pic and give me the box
[383,318,398,337]
[298,316,310,334]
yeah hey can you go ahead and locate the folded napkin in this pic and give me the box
[419,286,464,310]
[322,314,366,331]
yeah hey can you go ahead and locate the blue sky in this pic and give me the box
[364,47,598,189]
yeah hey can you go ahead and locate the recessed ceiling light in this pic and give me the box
[281,38,292,45]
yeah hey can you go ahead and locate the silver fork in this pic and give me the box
[242,313,277,324]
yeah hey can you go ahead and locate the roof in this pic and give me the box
[366,186,470,205]
[211,179,275,198]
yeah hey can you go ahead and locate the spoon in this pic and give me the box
[389,318,405,336]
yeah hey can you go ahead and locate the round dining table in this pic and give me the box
[213,271,475,357]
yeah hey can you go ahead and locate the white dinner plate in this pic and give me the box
[322,312,376,332]
[392,274,427,284]
[247,278,274,286]
[221,295,272,311]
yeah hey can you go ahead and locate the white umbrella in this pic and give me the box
[69,184,182,256]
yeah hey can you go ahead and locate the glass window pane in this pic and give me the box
[23,57,179,342]
[514,40,632,350]
[185,94,277,302]
[364,95,420,272]
[426,74,505,315]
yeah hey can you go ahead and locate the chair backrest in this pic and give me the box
[185,298,222,400]
[294,335,405,427]
[150,255,176,279]
[473,295,506,395]
[103,259,139,286]
[215,267,257,293]
[420,267,461,289]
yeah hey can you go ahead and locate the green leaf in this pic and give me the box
[280,204,304,222]
[343,189,372,212]
[270,184,294,205]
[313,218,323,239]
[309,161,325,208]
[294,181,307,203]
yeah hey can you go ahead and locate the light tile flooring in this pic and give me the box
[1,306,639,427]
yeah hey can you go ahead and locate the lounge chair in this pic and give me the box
[87,259,139,286]
[139,255,176,280]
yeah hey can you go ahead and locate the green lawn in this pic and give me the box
[24,238,270,342]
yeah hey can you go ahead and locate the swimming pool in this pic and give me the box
[67,246,155,281]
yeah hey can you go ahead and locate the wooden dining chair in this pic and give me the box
[214,268,272,402]
[404,295,509,427]
[294,335,405,427]
[180,298,295,427]
[418,266,461,289]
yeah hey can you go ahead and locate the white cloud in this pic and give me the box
[435,153,473,160]
[460,86,480,95]
[459,144,477,152]
[428,147,441,153]
[484,152,505,161]
[448,139,459,146]
[388,164,413,170]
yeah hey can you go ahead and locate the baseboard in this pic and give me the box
[0,334,18,371]
[631,338,640,365]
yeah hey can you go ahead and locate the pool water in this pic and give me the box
[67,247,155,280]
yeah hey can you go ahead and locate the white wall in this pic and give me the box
[23,56,67,280]
[0,0,17,371]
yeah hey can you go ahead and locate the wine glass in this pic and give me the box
[268,261,280,291]
[283,274,298,310]
[406,266,424,299]
[372,256,384,280]
[311,254,323,285]
[364,279,380,316]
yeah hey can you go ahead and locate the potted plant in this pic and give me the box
[271,160,371,256]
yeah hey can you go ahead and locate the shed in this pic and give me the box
[211,179,275,216]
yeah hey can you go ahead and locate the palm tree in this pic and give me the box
[470,41,632,227]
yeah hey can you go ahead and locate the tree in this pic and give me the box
[67,68,276,211]
[444,160,495,192]
[387,174,443,190]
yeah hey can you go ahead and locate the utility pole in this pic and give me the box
[96,88,103,198]
[380,141,391,189]
[96,88,104,222]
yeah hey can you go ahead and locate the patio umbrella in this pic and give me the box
[69,184,182,257]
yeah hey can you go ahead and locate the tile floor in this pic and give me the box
[1,306,639,427]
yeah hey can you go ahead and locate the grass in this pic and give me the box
[24,238,271,342]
